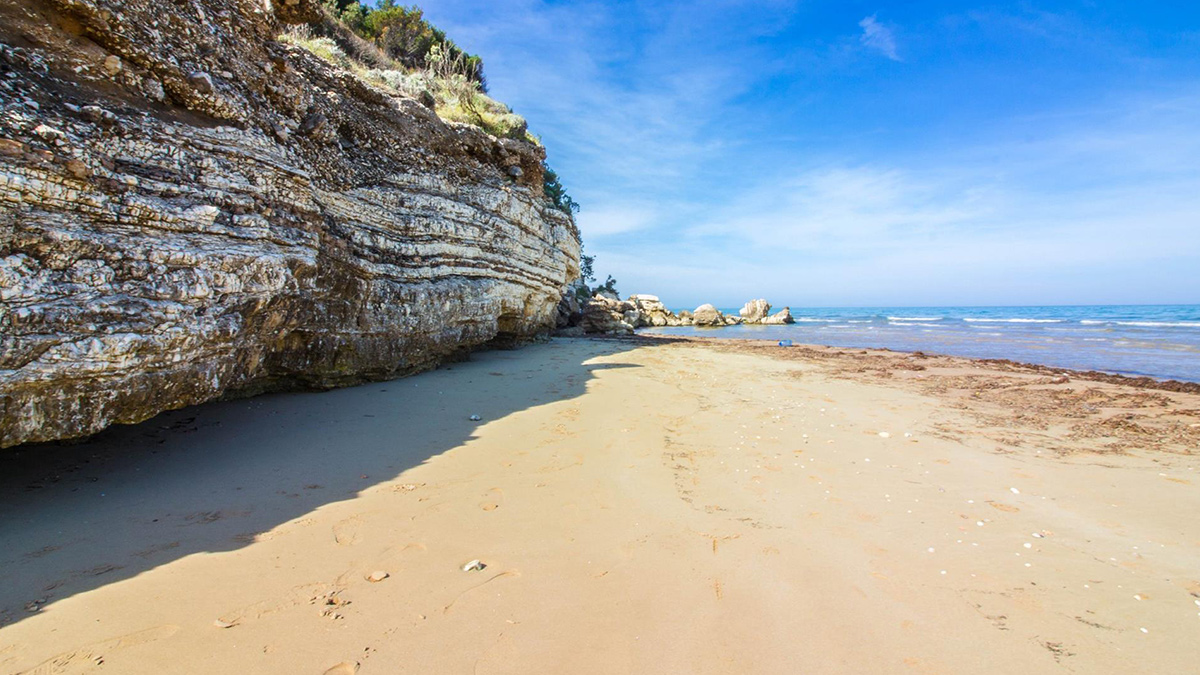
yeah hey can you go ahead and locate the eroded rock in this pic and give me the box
[580,295,635,335]
[762,307,795,325]
[0,1,580,447]
[739,299,771,323]
[692,304,725,327]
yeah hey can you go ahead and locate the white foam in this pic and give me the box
[963,318,1064,323]
[1114,321,1200,328]
[888,316,942,321]
[1080,319,1198,327]
[793,318,837,323]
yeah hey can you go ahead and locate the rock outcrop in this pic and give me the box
[690,300,796,327]
[762,307,795,325]
[692,304,725,327]
[579,295,635,335]
[739,299,771,323]
[0,0,580,447]
[628,294,684,327]
[568,293,692,334]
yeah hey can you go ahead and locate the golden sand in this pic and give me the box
[1,337,1198,674]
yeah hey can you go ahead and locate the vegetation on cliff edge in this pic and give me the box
[281,2,579,218]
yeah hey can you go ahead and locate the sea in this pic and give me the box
[641,305,1200,383]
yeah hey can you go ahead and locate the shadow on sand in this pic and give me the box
[0,337,649,627]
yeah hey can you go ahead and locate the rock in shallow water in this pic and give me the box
[739,299,771,323]
[692,304,725,327]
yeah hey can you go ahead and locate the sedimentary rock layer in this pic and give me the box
[0,0,580,446]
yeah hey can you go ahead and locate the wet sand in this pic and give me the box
[1,336,1198,674]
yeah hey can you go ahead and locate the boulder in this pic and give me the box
[761,307,795,325]
[723,314,744,326]
[739,299,771,324]
[628,294,667,312]
[580,295,635,334]
[627,293,685,327]
[692,304,725,327]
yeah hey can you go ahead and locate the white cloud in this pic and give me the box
[575,207,658,238]
[611,94,1200,306]
[415,2,1200,307]
[859,15,901,61]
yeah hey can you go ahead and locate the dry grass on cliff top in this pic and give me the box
[279,23,531,142]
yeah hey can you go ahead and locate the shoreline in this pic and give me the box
[2,336,1198,673]
[621,332,1200,394]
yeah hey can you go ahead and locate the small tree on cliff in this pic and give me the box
[543,163,579,215]
[596,275,619,297]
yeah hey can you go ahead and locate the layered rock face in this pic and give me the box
[0,0,580,447]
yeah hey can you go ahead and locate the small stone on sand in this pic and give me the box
[367,570,389,582]
[462,559,486,572]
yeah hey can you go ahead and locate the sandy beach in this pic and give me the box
[2,336,1198,674]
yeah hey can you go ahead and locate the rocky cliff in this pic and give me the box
[0,0,580,447]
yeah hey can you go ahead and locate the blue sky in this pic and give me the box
[415,1,1200,307]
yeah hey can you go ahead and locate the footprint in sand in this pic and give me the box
[323,662,359,675]
[17,624,179,674]
[480,487,504,511]
[215,582,335,626]
[333,516,364,546]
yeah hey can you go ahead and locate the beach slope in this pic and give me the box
[1,337,1198,674]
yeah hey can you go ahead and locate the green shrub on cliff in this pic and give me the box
[282,25,528,140]
[543,164,579,215]
[321,0,485,90]
[573,250,618,301]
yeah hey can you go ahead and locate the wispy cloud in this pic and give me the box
[575,206,659,238]
[417,1,1200,306]
[859,15,901,61]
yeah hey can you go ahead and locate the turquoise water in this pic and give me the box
[641,305,1200,382]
